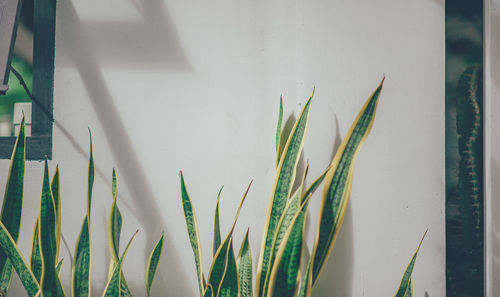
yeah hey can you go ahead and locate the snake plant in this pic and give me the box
[0,122,164,297]
[181,79,425,297]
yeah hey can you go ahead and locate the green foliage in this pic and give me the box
[181,80,427,297]
[0,121,164,296]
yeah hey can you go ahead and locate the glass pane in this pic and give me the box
[0,0,33,136]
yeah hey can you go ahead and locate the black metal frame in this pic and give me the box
[445,0,485,296]
[0,0,55,160]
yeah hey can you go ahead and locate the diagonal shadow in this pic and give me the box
[56,0,193,295]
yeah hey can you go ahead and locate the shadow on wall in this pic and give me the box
[56,0,192,295]
[490,159,500,295]
[312,204,354,297]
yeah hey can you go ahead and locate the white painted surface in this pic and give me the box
[0,0,445,296]
[485,1,500,296]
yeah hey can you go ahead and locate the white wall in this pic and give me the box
[0,0,445,296]
[485,1,500,296]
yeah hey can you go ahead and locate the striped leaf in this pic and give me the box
[261,165,328,296]
[0,221,39,297]
[0,117,25,294]
[309,79,384,288]
[237,230,252,297]
[39,160,65,297]
[107,170,133,297]
[51,167,61,259]
[72,139,95,297]
[72,217,90,297]
[108,169,122,263]
[146,233,164,297]
[276,95,284,167]
[256,91,313,297]
[218,238,238,297]
[203,284,214,297]
[213,186,224,256]
[404,279,413,297]
[394,231,427,297]
[207,182,251,297]
[180,172,206,295]
[56,259,63,276]
[296,260,310,297]
[102,231,137,297]
[30,220,41,282]
[267,198,310,297]
[87,131,95,216]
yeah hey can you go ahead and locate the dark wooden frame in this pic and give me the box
[0,0,55,160]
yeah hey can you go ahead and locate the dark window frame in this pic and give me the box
[0,0,55,160]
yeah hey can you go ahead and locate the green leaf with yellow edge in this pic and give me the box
[146,233,164,297]
[207,182,251,297]
[203,284,214,297]
[394,231,427,297]
[30,220,41,282]
[0,220,40,297]
[51,167,61,259]
[309,79,384,288]
[261,164,329,296]
[87,130,95,217]
[108,169,122,263]
[404,279,413,297]
[106,170,133,297]
[267,197,310,297]
[180,171,206,296]
[39,160,65,297]
[56,259,63,276]
[72,217,90,297]
[237,230,252,297]
[218,238,238,297]
[0,117,25,294]
[102,230,138,297]
[276,95,284,167]
[256,90,313,297]
[72,139,95,297]
[213,186,224,256]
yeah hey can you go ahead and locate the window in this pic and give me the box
[0,0,55,160]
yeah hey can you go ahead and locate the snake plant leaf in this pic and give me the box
[0,117,25,294]
[146,233,164,297]
[237,230,252,297]
[107,170,133,297]
[310,79,384,286]
[394,231,427,297]
[0,221,40,297]
[207,182,252,297]
[218,238,239,297]
[266,198,309,297]
[108,169,122,263]
[72,217,91,297]
[260,187,302,296]
[300,166,329,205]
[51,167,61,259]
[256,90,313,297]
[203,284,214,297]
[296,260,311,297]
[87,130,95,217]
[30,220,42,282]
[404,278,413,297]
[39,160,65,297]
[276,95,284,167]
[56,259,63,276]
[213,186,224,256]
[180,171,206,296]
[102,231,138,297]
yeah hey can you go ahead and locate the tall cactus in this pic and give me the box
[456,65,483,252]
